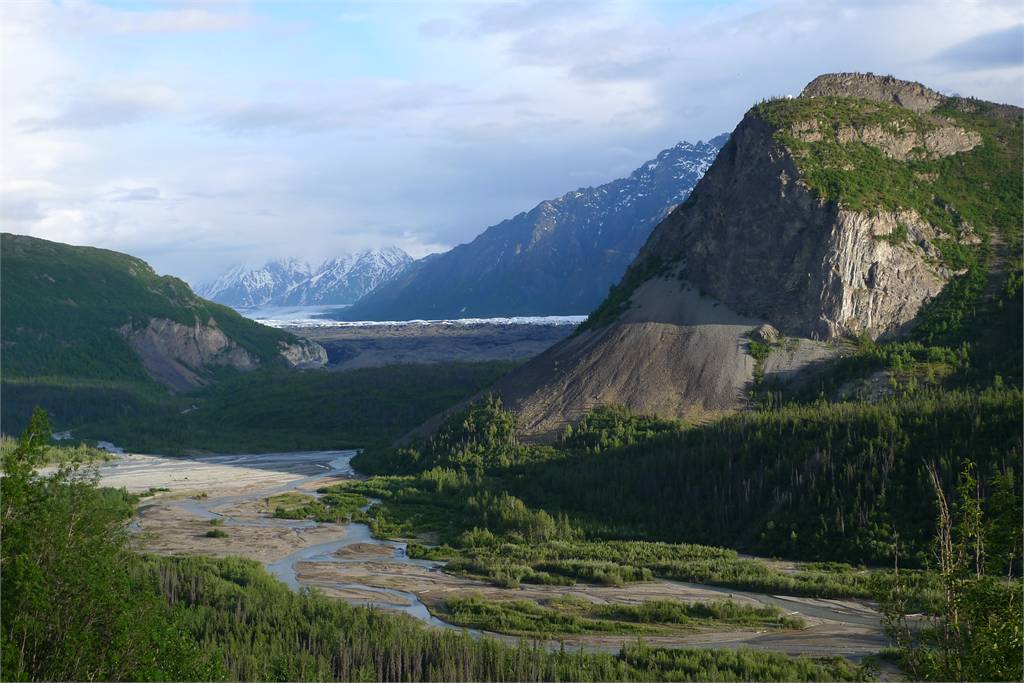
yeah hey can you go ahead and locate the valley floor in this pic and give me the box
[94,449,890,662]
[293,321,576,370]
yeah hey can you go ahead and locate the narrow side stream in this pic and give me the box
[106,448,885,659]
[136,450,468,632]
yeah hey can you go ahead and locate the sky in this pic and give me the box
[2,0,1022,285]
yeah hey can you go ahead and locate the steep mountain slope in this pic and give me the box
[198,247,412,308]
[341,138,727,320]
[1,234,326,429]
[483,73,1021,440]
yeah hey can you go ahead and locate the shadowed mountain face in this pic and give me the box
[340,137,727,321]
[473,73,1022,441]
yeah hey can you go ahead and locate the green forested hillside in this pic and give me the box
[0,233,299,432]
[510,391,1021,567]
[354,390,1022,570]
[755,96,1022,251]
[2,233,297,378]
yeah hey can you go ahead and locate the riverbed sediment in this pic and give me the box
[93,449,889,660]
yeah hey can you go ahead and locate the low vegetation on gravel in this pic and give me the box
[1,409,869,682]
[436,594,806,638]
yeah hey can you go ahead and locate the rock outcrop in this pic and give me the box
[791,120,981,161]
[465,73,1009,441]
[641,111,954,341]
[123,317,326,391]
[122,318,258,392]
[801,72,945,112]
[278,339,329,368]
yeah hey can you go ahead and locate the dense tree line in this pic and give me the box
[437,594,805,638]
[357,389,1021,570]
[349,459,943,609]
[0,376,177,438]
[355,395,523,476]
[352,391,1023,677]
[508,389,1022,569]
[3,361,515,454]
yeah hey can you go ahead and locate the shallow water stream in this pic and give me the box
[97,447,886,658]
[122,450,468,630]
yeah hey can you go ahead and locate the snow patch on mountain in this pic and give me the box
[342,135,729,321]
[197,247,412,308]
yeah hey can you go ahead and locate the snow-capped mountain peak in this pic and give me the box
[342,135,728,320]
[197,247,412,308]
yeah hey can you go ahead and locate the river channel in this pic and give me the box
[92,447,888,660]
[99,449,465,630]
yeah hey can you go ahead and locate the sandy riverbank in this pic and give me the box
[91,449,888,660]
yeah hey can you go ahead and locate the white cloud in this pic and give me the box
[1,0,1021,285]
[54,0,257,35]
[19,85,181,132]
[100,186,163,202]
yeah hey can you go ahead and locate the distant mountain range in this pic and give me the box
[197,138,725,318]
[197,247,412,308]
[341,136,728,321]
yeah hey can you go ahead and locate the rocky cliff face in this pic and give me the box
[800,72,945,112]
[471,73,1013,440]
[642,109,962,340]
[122,318,259,392]
[122,317,327,391]
[278,339,329,368]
